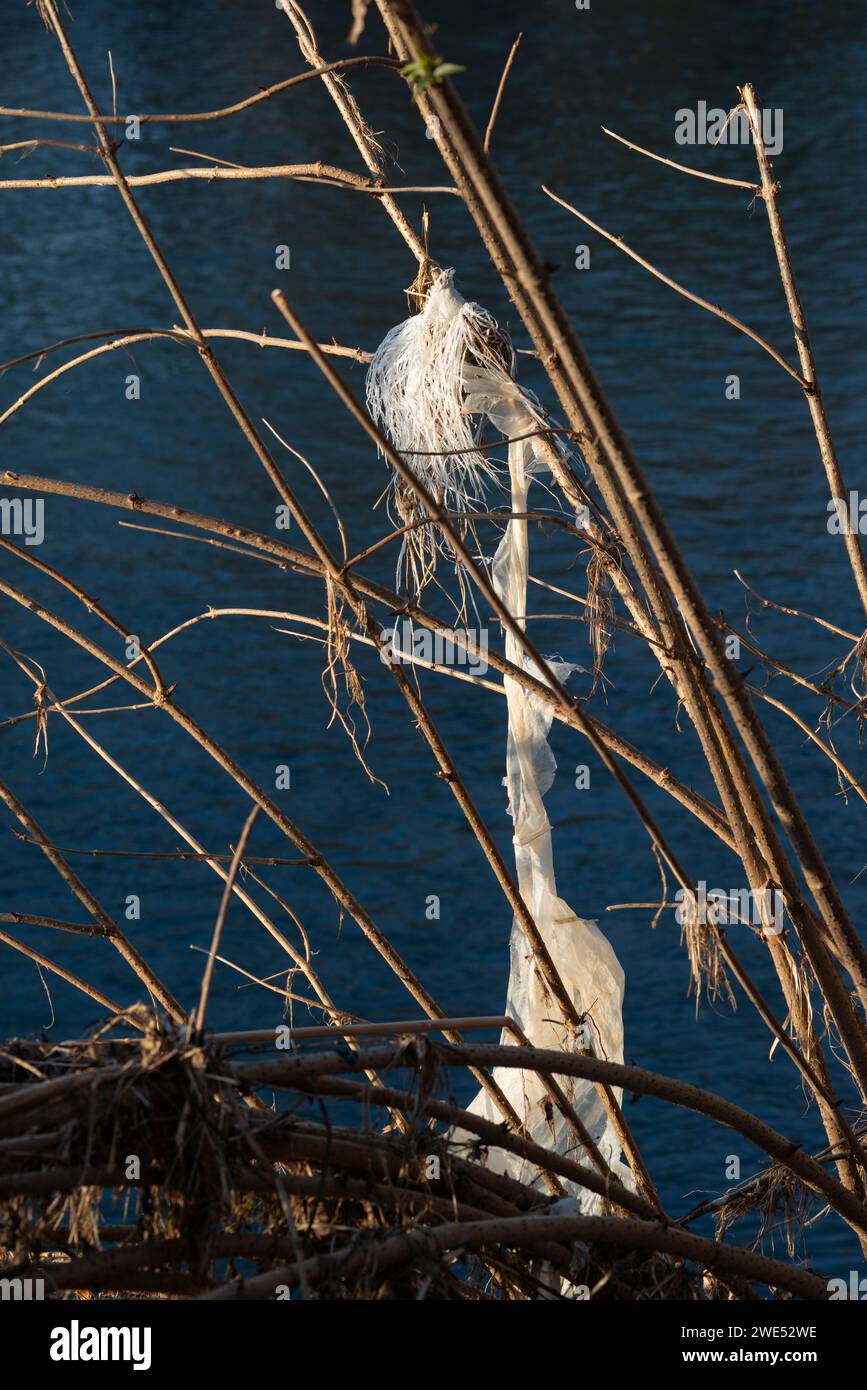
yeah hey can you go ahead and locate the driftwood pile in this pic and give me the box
[0,1016,841,1300]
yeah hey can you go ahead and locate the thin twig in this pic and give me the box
[484,33,522,154]
[741,81,867,617]
[602,126,761,193]
[541,185,809,388]
[191,807,260,1035]
[0,163,458,195]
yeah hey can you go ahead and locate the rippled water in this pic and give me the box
[1,0,866,1273]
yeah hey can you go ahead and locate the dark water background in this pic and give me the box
[1,0,866,1276]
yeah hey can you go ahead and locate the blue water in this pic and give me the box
[1,0,866,1277]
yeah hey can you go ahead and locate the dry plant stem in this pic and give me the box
[741,82,867,619]
[686,1117,867,1228]
[0,535,167,697]
[0,778,182,1021]
[601,126,762,192]
[541,188,807,389]
[734,570,858,643]
[0,58,400,124]
[191,806,259,1035]
[484,32,522,154]
[282,1,427,263]
[533,442,794,1005]
[531,506,751,925]
[0,913,100,937]
[203,1210,830,1302]
[256,1126,564,1256]
[0,137,99,157]
[237,1041,867,1240]
[33,0,526,1151]
[668,658,867,1193]
[346,506,598,569]
[375,0,867,1076]
[252,1133,577,1250]
[0,1161,149,1195]
[290,1074,660,1222]
[0,1064,127,1126]
[528,439,752,838]
[187,955,320,1012]
[234,1156,534,1226]
[247,1119,556,1218]
[0,330,371,427]
[0,166,456,196]
[749,685,867,808]
[256,1173,500,1239]
[723,623,858,712]
[0,928,125,1017]
[682,1120,867,1227]
[690,924,862,1151]
[11,842,310,868]
[503,1021,619,1192]
[0,324,371,374]
[212,1015,513,1045]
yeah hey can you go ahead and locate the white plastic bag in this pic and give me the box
[367,272,632,1205]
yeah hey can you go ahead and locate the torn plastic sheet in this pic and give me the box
[367,271,633,1207]
[463,369,633,1206]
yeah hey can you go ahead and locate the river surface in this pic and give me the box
[1,0,866,1276]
